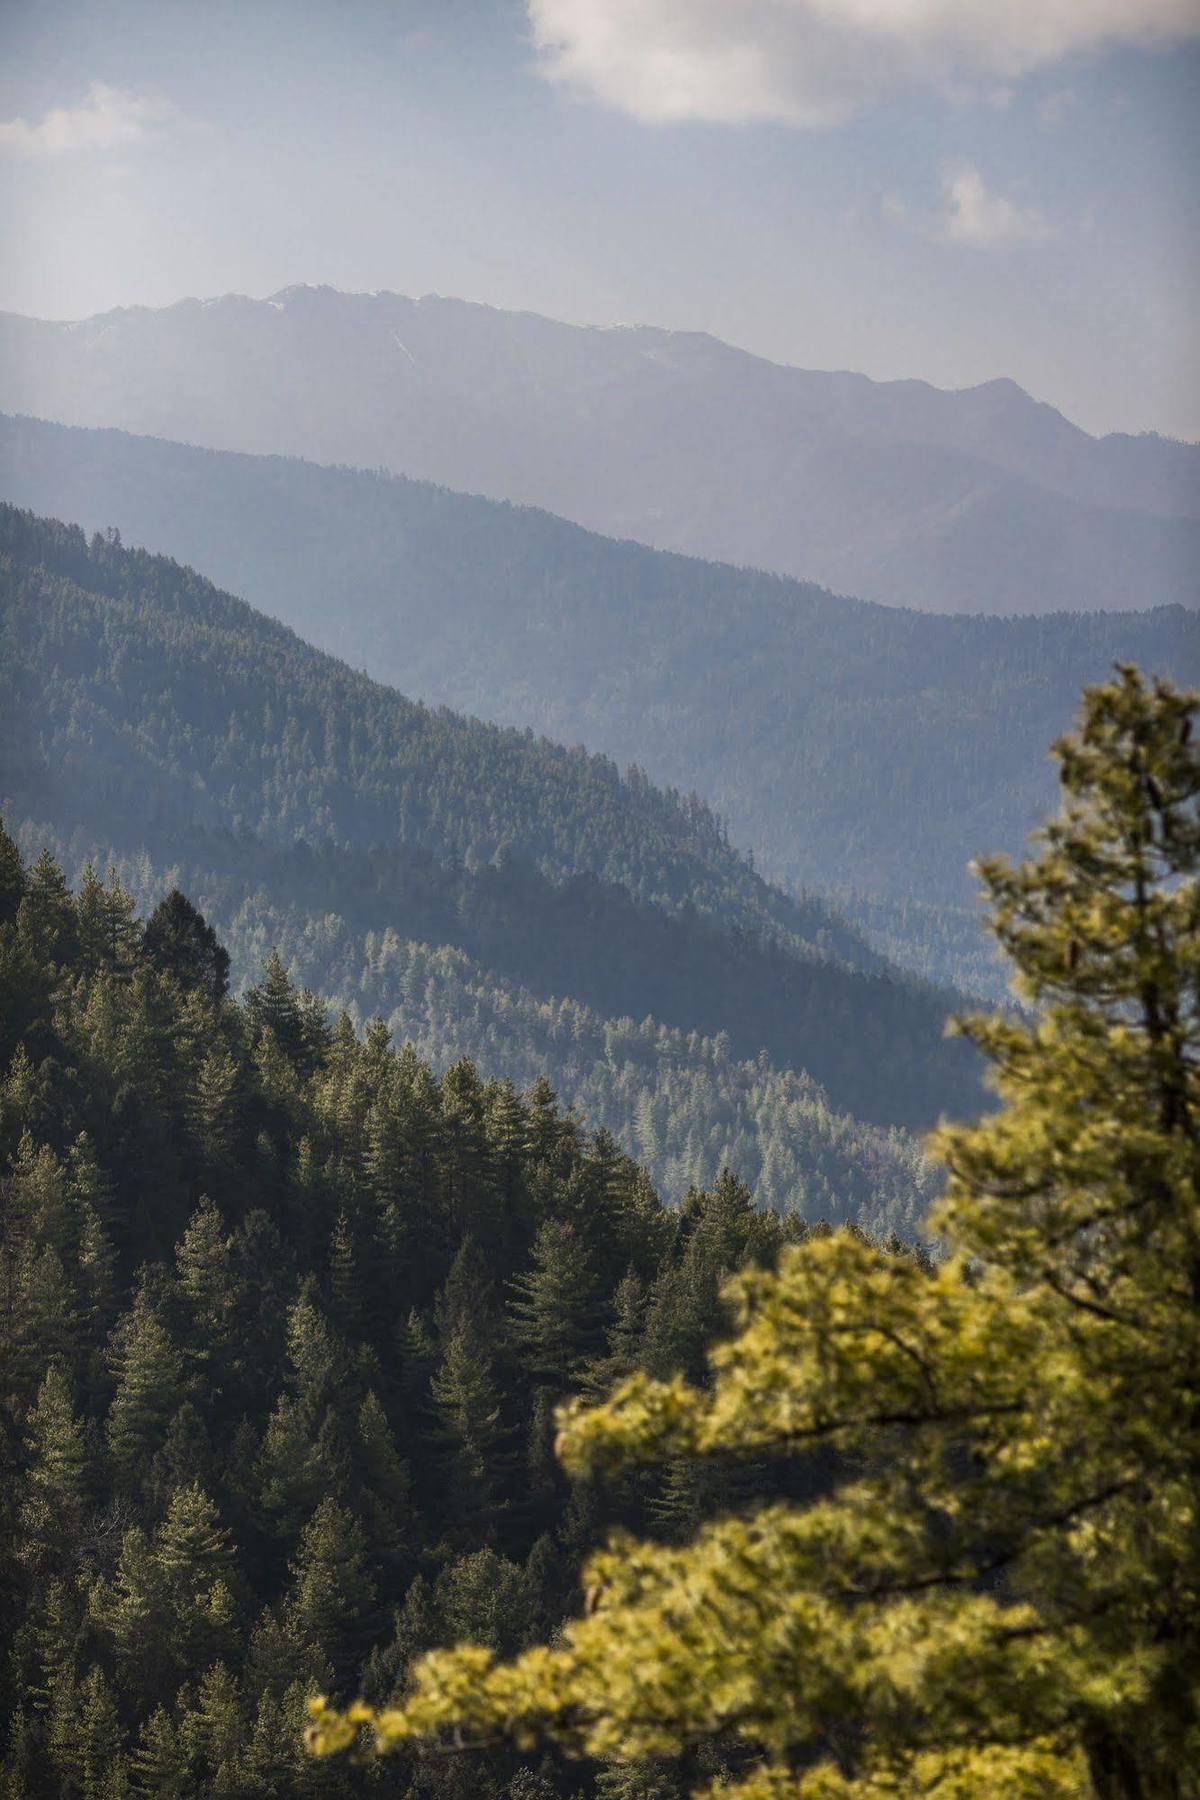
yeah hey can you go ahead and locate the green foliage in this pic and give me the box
[0,837,806,1799]
[0,499,982,1141]
[312,670,1200,1798]
[3,412,1196,918]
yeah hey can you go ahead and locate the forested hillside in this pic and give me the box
[0,286,1196,615]
[1,505,977,1194]
[3,415,1195,923]
[13,832,941,1236]
[0,834,848,1798]
[0,498,860,964]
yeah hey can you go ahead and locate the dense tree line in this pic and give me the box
[13,833,942,1233]
[2,416,1195,928]
[1,505,981,1131]
[0,828,862,1798]
[0,501,860,966]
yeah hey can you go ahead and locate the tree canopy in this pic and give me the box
[309,668,1200,1798]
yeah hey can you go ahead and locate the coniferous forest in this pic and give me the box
[0,29,1196,1786]
[0,823,825,1798]
[1,503,979,1217]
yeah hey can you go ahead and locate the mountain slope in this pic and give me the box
[3,414,1196,917]
[0,502,981,1144]
[0,286,1195,616]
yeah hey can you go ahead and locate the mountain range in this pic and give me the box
[1,284,1196,616]
[1,501,975,1228]
[2,412,1195,943]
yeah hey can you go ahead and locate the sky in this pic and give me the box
[1,0,1198,439]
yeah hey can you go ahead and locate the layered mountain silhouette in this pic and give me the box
[1,498,984,1228]
[3,413,1196,928]
[1,284,1195,615]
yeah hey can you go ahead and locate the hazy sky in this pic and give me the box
[2,0,1198,438]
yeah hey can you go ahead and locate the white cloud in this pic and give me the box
[937,164,1052,246]
[885,164,1053,247]
[527,0,1200,126]
[0,82,175,158]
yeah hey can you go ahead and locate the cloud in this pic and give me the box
[527,0,1200,126]
[0,82,175,158]
[884,165,1053,247]
[937,164,1052,245]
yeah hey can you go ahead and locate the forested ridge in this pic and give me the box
[0,829,853,1799]
[2,414,1196,926]
[0,499,865,963]
[0,504,982,1143]
[11,834,942,1234]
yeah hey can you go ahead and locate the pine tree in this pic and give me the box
[508,1217,605,1389]
[20,1361,89,1568]
[175,1197,235,1359]
[130,1707,192,1799]
[100,1525,162,1698]
[256,1394,340,1543]
[17,848,78,968]
[285,1496,377,1683]
[327,1209,364,1338]
[152,1483,241,1677]
[244,950,306,1066]
[187,1042,243,1172]
[77,867,140,977]
[311,669,1200,1797]
[0,817,26,927]
[147,1402,213,1509]
[67,1135,120,1349]
[582,1269,647,1398]
[430,1308,508,1529]
[434,1548,538,1657]
[143,889,230,1002]
[352,1389,412,1569]
[297,988,334,1075]
[178,1662,243,1797]
[106,1297,184,1492]
[30,1578,83,1717]
[73,1664,127,1800]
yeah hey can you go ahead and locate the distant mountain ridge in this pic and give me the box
[0,284,1195,615]
[1,500,982,1137]
[3,413,1196,926]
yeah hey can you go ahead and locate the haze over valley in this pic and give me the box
[2,284,1196,617]
[2,4,1198,1794]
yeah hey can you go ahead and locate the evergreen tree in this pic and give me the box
[434,1549,538,1658]
[186,1042,243,1173]
[143,890,230,1003]
[430,1300,508,1530]
[178,1662,243,1797]
[130,1707,191,1800]
[312,670,1200,1796]
[76,867,141,977]
[0,818,26,927]
[17,848,78,968]
[20,1361,89,1568]
[147,1403,213,1510]
[285,1497,378,1683]
[175,1197,235,1362]
[244,951,306,1067]
[352,1389,412,1569]
[105,1296,184,1492]
[508,1217,605,1389]
[73,1665,128,1800]
[152,1483,240,1678]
